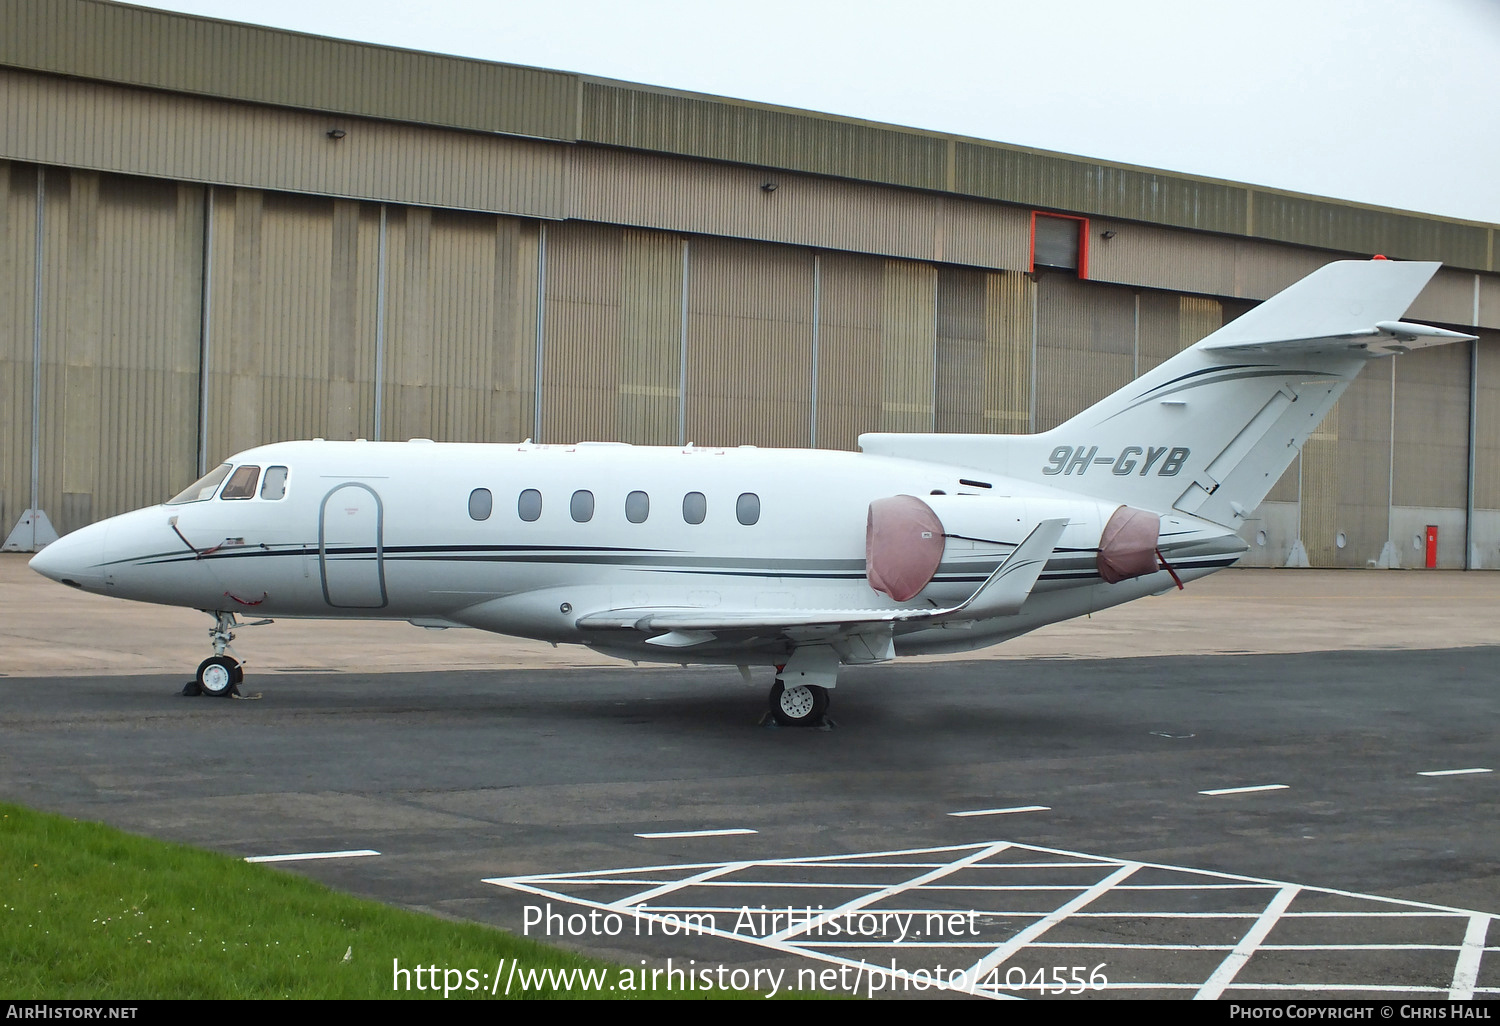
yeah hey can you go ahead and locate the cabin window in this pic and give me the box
[167,464,232,504]
[220,465,261,500]
[682,491,706,525]
[518,489,542,522]
[468,488,492,521]
[736,492,760,526]
[261,466,289,500]
[625,490,649,524]
[570,490,594,523]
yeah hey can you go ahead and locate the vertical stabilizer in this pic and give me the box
[860,260,1474,527]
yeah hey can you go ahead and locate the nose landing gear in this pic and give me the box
[195,654,241,697]
[185,611,270,697]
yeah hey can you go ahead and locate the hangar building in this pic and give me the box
[2,0,1497,569]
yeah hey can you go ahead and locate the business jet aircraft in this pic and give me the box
[30,258,1473,724]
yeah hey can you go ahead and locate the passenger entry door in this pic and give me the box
[319,483,387,608]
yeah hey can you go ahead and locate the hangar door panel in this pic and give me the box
[319,484,387,608]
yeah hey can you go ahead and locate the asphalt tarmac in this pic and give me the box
[2,557,1498,999]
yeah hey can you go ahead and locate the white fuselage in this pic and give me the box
[31,438,1247,667]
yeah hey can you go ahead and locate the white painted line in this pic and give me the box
[948,805,1051,818]
[1449,914,1491,1000]
[1419,768,1493,777]
[769,842,1012,943]
[1195,885,1300,999]
[616,862,752,908]
[634,828,757,839]
[1199,784,1289,796]
[965,862,1143,991]
[244,849,380,863]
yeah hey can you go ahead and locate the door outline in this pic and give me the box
[319,483,388,608]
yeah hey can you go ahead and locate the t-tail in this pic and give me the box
[860,259,1476,527]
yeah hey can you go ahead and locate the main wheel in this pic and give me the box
[196,656,241,698]
[769,679,829,727]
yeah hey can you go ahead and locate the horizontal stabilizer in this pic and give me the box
[575,518,1069,641]
[1195,260,1467,356]
[1202,318,1476,356]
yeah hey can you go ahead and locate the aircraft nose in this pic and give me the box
[28,521,108,591]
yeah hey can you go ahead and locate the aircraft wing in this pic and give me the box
[575,518,1067,647]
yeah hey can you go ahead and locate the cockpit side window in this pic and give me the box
[261,466,289,500]
[220,465,261,500]
[167,464,232,504]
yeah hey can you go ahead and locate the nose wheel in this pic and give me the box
[195,655,243,697]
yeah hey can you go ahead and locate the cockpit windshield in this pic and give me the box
[167,464,232,504]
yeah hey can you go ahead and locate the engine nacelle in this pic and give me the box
[867,493,1168,600]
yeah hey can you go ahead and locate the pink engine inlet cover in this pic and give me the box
[1097,505,1162,584]
[866,495,945,602]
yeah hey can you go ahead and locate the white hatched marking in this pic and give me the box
[964,862,1141,993]
[616,862,753,908]
[484,840,1498,1001]
[1195,886,1300,999]
[767,842,1012,943]
[1449,914,1490,1000]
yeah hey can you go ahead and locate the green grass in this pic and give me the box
[0,802,745,999]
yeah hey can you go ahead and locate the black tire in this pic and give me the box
[769,679,829,727]
[196,656,240,698]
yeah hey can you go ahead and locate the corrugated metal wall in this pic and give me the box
[2,0,578,141]
[0,160,37,538]
[206,189,342,457]
[878,259,937,433]
[6,0,1496,277]
[1254,192,1489,272]
[813,252,884,451]
[539,221,627,443]
[1032,274,1136,431]
[567,148,1032,271]
[10,168,205,531]
[685,237,815,448]
[933,267,985,433]
[933,268,1032,435]
[384,207,536,444]
[955,143,1249,236]
[1393,344,1471,512]
[579,83,949,193]
[0,68,569,221]
[617,229,683,445]
[1477,332,1500,515]
[1300,371,1393,568]
[1389,342,1472,568]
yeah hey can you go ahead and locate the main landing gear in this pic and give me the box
[768,678,830,727]
[185,611,269,698]
[762,645,842,727]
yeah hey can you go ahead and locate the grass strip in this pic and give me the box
[0,802,748,999]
